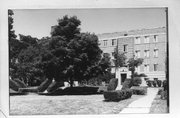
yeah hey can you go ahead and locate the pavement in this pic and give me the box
[120,87,159,113]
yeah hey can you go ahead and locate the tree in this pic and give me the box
[9,9,20,79]
[113,47,127,75]
[127,57,143,78]
[39,15,103,87]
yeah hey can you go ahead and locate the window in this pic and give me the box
[144,36,150,43]
[154,49,158,57]
[135,50,140,58]
[154,35,158,42]
[103,40,108,46]
[154,64,158,71]
[144,64,149,72]
[123,45,128,52]
[144,50,150,58]
[112,39,116,46]
[135,37,141,44]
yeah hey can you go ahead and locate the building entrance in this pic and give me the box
[121,74,127,85]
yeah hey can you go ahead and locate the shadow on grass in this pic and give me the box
[39,86,103,96]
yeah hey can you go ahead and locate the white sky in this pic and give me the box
[12,8,166,39]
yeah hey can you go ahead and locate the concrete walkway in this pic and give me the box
[120,87,159,113]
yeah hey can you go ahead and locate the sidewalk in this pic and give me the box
[120,87,159,113]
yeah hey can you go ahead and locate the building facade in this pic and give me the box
[98,27,167,81]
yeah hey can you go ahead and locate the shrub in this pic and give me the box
[14,79,27,88]
[147,80,152,87]
[131,86,147,95]
[9,79,20,91]
[47,81,64,93]
[132,77,142,86]
[38,79,52,92]
[163,80,167,91]
[121,79,132,90]
[157,80,162,87]
[160,90,167,100]
[103,89,132,102]
[152,81,157,87]
[157,88,163,95]
[63,86,99,95]
[107,78,118,91]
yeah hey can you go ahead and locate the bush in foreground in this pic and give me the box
[131,86,147,95]
[103,89,132,102]
[121,79,132,90]
[107,78,118,91]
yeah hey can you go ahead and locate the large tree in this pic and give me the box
[39,15,103,87]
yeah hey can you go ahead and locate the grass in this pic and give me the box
[149,94,168,113]
[10,94,144,115]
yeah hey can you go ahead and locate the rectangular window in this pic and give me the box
[154,64,158,71]
[144,36,150,43]
[104,40,108,46]
[112,39,116,46]
[154,35,158,42]
[135,50,140,58]
[144,50,150,58]
[154,49,158,57]
[135,37,141,44]
[144,64,149,72]
[123,45,128,52]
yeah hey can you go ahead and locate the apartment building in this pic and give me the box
[98,27,167,81]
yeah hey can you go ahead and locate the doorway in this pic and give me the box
[121,74,127,85]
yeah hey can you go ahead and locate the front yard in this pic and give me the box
[10,94,144,115]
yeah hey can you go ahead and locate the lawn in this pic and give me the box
[149,94,168,113]
[10,94,144,115]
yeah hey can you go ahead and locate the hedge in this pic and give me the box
[152,81,157,87]
[163,80,167,91]
[132,77,142,86]
[9,79,20,91]
[157,80,162,87]
[131,86,147,95]
[121,79,132,90]
[38,79,52,92]
[107,78,118,91]
[47,81,64,93]
[14,79,27,88]
[103,89,132,102]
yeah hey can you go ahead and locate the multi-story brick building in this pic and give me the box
[98,27,167,81]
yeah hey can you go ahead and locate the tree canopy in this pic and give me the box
[9,13,111,87]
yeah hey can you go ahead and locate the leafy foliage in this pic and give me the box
[127,57,143,78]
[113,47,127,68]
[9,14,110,87]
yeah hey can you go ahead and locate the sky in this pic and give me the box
[12,8,166,39]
